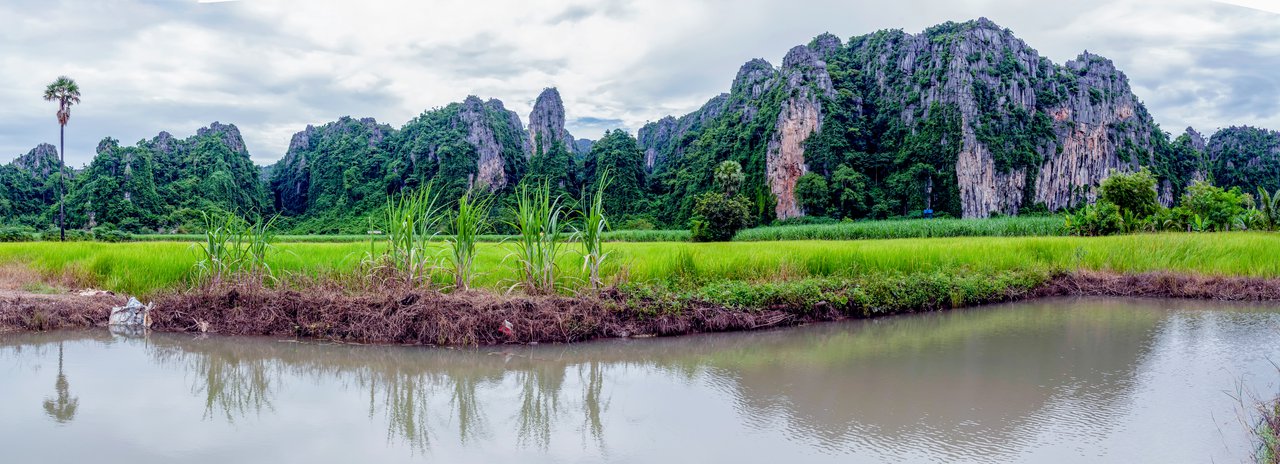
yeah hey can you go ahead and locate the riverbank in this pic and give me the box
[2,232,1279,344]
[3,270,1280,345]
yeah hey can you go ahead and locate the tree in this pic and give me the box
[691,160,752,241]
[690,192,751,242]
[714,160,745,197]
[43,76,81,241]
[795,173,830,217]
[1098,168,1160,219]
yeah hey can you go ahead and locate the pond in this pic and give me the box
[2,297,1278,463]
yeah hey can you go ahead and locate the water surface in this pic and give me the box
[2,297,1279,463]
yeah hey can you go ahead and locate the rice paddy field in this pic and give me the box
[53,215,1066,244]
[2,232,1277,297]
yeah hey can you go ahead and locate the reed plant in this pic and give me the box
[507,182,565,294]
[575,172,610,290]
[446,189,493,291]
[379,185,444,286]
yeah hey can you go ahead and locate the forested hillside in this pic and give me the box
[4,18,1279,233]
[639,18,1199,223]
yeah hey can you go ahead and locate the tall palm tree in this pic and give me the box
[43,76,81,242]
[42,341,79,424]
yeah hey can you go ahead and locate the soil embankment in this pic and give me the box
[2,272,1280,344]
[0,264,124,333]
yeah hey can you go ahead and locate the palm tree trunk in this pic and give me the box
[58,123,65,242]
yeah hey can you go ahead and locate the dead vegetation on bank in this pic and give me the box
[147,282,821,345]
[1033,271,1280,300]
[2,271,1280,345]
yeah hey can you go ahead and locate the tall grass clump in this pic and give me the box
[575,172,610,290]
[446,189,493,291]
[194,211,277,285]
[379,185,444,285]
[734,216,1067,241]
[508,182,566,294]
[1259,396,1280,464]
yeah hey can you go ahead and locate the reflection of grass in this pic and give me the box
[3,233,1278,297]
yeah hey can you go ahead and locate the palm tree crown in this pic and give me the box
[43,76,81,126]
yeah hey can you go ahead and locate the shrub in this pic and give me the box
[0,227,34,242]
[690,192,751,242]
[92,227,128,243]
[40,228,90,241]
[1099,168,1160,218]
[1178,181,1251,231]
[1065,201,1122,236]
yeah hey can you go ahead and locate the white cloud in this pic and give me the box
[1,0,1278,167]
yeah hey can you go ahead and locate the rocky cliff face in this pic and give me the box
[574,138,594,157]
[458,96,528,190]
[638,93,728,172]
[271,116,393,215]
[853,20,1164,216]
[766,43,836,218]
[527,88,577,157]
[10,143,60,179]
[647,18,1174,219]
[1205,125,1280,192]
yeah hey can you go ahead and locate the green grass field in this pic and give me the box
[2,232,1276,296]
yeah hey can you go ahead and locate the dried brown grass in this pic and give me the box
[148,281,813,346]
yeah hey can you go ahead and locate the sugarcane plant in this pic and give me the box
[508,181,565,294]
[446,188,493,291]
[574,171,611,290]
[195,211,277,285]
[380,184,443,286]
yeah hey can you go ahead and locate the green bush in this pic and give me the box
[1099,168,1160,218]
[1065,201,1123,236]
[0,227,34,242]
[1177,181,1251,231]
[40,228,91,241]
[691,192,752,242]
[92,227,129,243]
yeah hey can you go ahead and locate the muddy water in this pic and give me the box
[2,297,1279,463]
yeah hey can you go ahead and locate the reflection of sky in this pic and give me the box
[0,297,1278,463]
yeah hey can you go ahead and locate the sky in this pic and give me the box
[1,0,1278,167]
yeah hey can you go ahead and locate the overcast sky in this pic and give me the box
[2,0,1278,167]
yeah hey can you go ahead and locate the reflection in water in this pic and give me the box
[2,297,1279,463]
[41,342,78,424]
